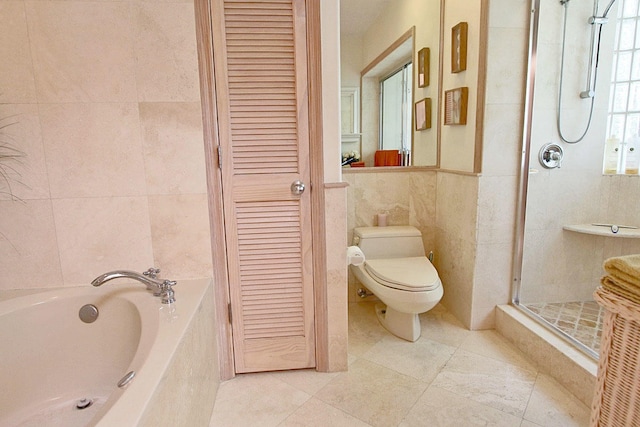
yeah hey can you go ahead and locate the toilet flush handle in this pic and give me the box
[291,180,306,195]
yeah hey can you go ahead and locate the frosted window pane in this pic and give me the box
[620,19,636,50]
[617,51,633,80]
[630,82,640,110]
[625,113,640,138]
[613,83,630,111]
[609,83,616,111]
[610,114,626,138]
[606,0,640,173]
[623,0,639,18]
[633,52,640,79]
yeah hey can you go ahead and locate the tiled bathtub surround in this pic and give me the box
[210,302,590,426]
[0,0,212,289]
[523,301,604,355]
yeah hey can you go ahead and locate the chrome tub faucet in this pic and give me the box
[91,267,176,304]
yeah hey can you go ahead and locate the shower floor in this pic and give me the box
[522,300,604,355]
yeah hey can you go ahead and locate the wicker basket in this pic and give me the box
[590,287,640,427]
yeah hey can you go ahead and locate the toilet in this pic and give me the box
[350,226,443,342]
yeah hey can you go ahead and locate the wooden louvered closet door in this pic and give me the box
[211,0,315,373]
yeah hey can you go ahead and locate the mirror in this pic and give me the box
[340,0,441,168]
[360,30,414,167]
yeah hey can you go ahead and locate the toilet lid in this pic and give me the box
[364,257,441,292]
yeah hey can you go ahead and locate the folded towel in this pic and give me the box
[603,254,640,290]
[600,255,640,304]
[601,276,640,306]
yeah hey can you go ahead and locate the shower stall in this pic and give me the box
[513,0,640,358]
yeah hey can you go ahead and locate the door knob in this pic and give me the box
[291,180,305,195]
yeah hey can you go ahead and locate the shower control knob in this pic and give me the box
[539,143,564,169]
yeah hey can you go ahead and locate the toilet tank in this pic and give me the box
[353,226,425,259]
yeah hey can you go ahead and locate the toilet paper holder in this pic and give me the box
[346,246,365,266]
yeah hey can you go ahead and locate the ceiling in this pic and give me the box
[340,0,394,36]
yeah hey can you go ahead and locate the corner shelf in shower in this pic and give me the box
[563,224,640,239]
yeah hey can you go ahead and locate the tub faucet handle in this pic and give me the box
[143,267,161,279]
[160,280,177,304]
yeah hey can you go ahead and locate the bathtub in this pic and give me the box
[0,278,218,427]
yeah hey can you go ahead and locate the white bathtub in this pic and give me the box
[0,278,218,427]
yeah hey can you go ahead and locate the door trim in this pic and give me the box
[194,0,327,379]
[194,0,235,380]
[305,0,329,372]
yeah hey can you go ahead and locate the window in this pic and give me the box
[380,62,413,155]
[606,0,640,174]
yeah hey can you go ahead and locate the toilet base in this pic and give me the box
[375,303,421,342]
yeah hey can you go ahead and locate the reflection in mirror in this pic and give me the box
[380,64,413,158]
[340,87,360,141]
[340,0,441,169]
[362,35,414,166]
[341,87,362,166]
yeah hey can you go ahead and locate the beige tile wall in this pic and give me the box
[0,0,213,289]
[324,186,349,371]
[468,0,529,329]
[434,172,479,329]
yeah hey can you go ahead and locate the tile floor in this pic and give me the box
[209,302,591,426]
[523,301,604,354]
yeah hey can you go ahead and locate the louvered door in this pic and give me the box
[211,0,315,373]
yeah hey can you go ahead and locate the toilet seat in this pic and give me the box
[364,257,440,292]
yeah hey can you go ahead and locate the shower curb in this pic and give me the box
[495,304,597,407]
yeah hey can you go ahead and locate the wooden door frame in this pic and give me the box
[194,0,327,380]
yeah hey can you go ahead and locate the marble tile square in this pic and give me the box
[399,386,523,427]
[26,1,136,102]
[351,172,410,227]
[362,335,456,383]
[0,2,37,103]
[148,194,213,279]
[134,3,201,102]
[419,304,472,348]
[52,197,154,285]
[523,374,590,427]
[0,199,63,290]
[0,104,49,201]
[458,330,537,371]
[315,358,428,427]
[279,398,370,427]
[39,103,147,198]
[477,176,518,245]
[263,369,340,396]
[210,373,310,427]
[139,102,206,195]
[347,302,389,357]
[432,349,537,417]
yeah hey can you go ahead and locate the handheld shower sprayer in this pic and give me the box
[580,0,618,99]
[557,0,618,143]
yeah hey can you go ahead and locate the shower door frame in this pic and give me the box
[510,0,599,360]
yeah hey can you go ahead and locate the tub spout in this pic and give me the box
[91,268,176,304]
